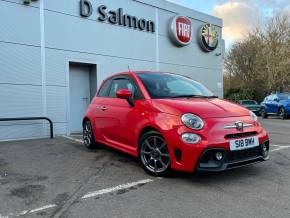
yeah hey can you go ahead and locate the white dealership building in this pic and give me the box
[0,0,223,140]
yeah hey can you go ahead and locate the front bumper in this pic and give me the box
[196,140,270,172]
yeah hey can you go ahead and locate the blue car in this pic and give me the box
[261,93,290,119]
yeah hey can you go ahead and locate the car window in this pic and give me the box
[272,95,279,101]
[97,79,111,97]
[108,79,135,98]
[267,95,273,101]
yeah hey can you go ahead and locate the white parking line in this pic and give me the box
[0,204,57,218]
[82,179,154,199]
[62,135,83,143]
[271,145,290,152]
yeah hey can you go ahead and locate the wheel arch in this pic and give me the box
[82,117,91,127]
[138,126,161,144]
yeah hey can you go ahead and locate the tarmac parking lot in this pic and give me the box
[0,118,290,218]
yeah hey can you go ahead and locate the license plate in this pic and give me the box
[230,137,259,151]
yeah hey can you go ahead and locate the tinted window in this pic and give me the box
[137,72,213,99]
[97,79,111,97]
[109,79,135,98]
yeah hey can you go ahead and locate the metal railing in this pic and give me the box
[0,117,54,139]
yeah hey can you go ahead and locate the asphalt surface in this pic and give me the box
[0,117,290,218]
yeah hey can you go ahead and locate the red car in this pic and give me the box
[83,71,270,176]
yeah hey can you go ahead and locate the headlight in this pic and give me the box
[249,111,258,121]
[181,113,204,130]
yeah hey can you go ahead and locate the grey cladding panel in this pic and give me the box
[158,35,223,70]
[0,42,42,85]
[44,10,157,62]
[0,1,40,45]
[0,84,42,117]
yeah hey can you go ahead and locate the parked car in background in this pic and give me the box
[82,71,270,177]
[239,100,261,115]
[261,93,290,119]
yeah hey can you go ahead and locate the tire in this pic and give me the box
[83,120,98,149]
[261,108,268,118]
[279,107,287,120]
[138,131,171,177]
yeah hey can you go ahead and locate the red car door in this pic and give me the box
[98,75,145,152]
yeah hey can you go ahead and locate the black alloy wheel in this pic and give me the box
[139,131,171,177]
[83,120,98,149]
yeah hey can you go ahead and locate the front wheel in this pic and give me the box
[279,107,287,120]
[139,131,171,177]
[83,120,98,149]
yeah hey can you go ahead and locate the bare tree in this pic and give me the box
[224,12,290,102]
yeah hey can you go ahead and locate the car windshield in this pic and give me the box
[278,94,290,100]
[137,72,214,99]
[241,100,257,105]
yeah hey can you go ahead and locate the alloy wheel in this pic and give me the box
[83,121,93,148]
[279,108,286,120]
[140,135,170,174]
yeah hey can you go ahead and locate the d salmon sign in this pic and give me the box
[169,16,192,46]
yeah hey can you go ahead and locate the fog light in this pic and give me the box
[215,152,223,161]
[181,133,201,144]
[261,144,269,157]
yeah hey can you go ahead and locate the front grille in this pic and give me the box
[227,146,261,162]
[225,131,258,139]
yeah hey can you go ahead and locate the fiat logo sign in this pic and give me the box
[169,15,192,46]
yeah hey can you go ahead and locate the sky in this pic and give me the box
[167,0,290,49]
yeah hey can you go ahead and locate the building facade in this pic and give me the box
[0,0,223,140]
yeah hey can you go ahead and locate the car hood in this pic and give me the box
[152,98,250,118]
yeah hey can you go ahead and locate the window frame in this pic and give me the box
[97,79,112,97]
[99,75,144,100]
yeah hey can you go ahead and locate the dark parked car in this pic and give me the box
[261,93,290,119]
[239,100,261,115]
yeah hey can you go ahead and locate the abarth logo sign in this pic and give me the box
[235,121,244,131]
[169,16,192,46]
[199,23,219,52]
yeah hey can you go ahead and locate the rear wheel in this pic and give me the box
[279,107,287,120]
[83,120,98,149]
[261,108,268,118]
[139,131,171,177]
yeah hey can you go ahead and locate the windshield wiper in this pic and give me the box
[171,95,217,98]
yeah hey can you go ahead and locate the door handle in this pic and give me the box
[97,106,108,111]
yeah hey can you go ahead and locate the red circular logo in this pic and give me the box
[169,16,192,46]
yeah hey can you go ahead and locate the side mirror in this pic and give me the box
[116,89,134,106]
